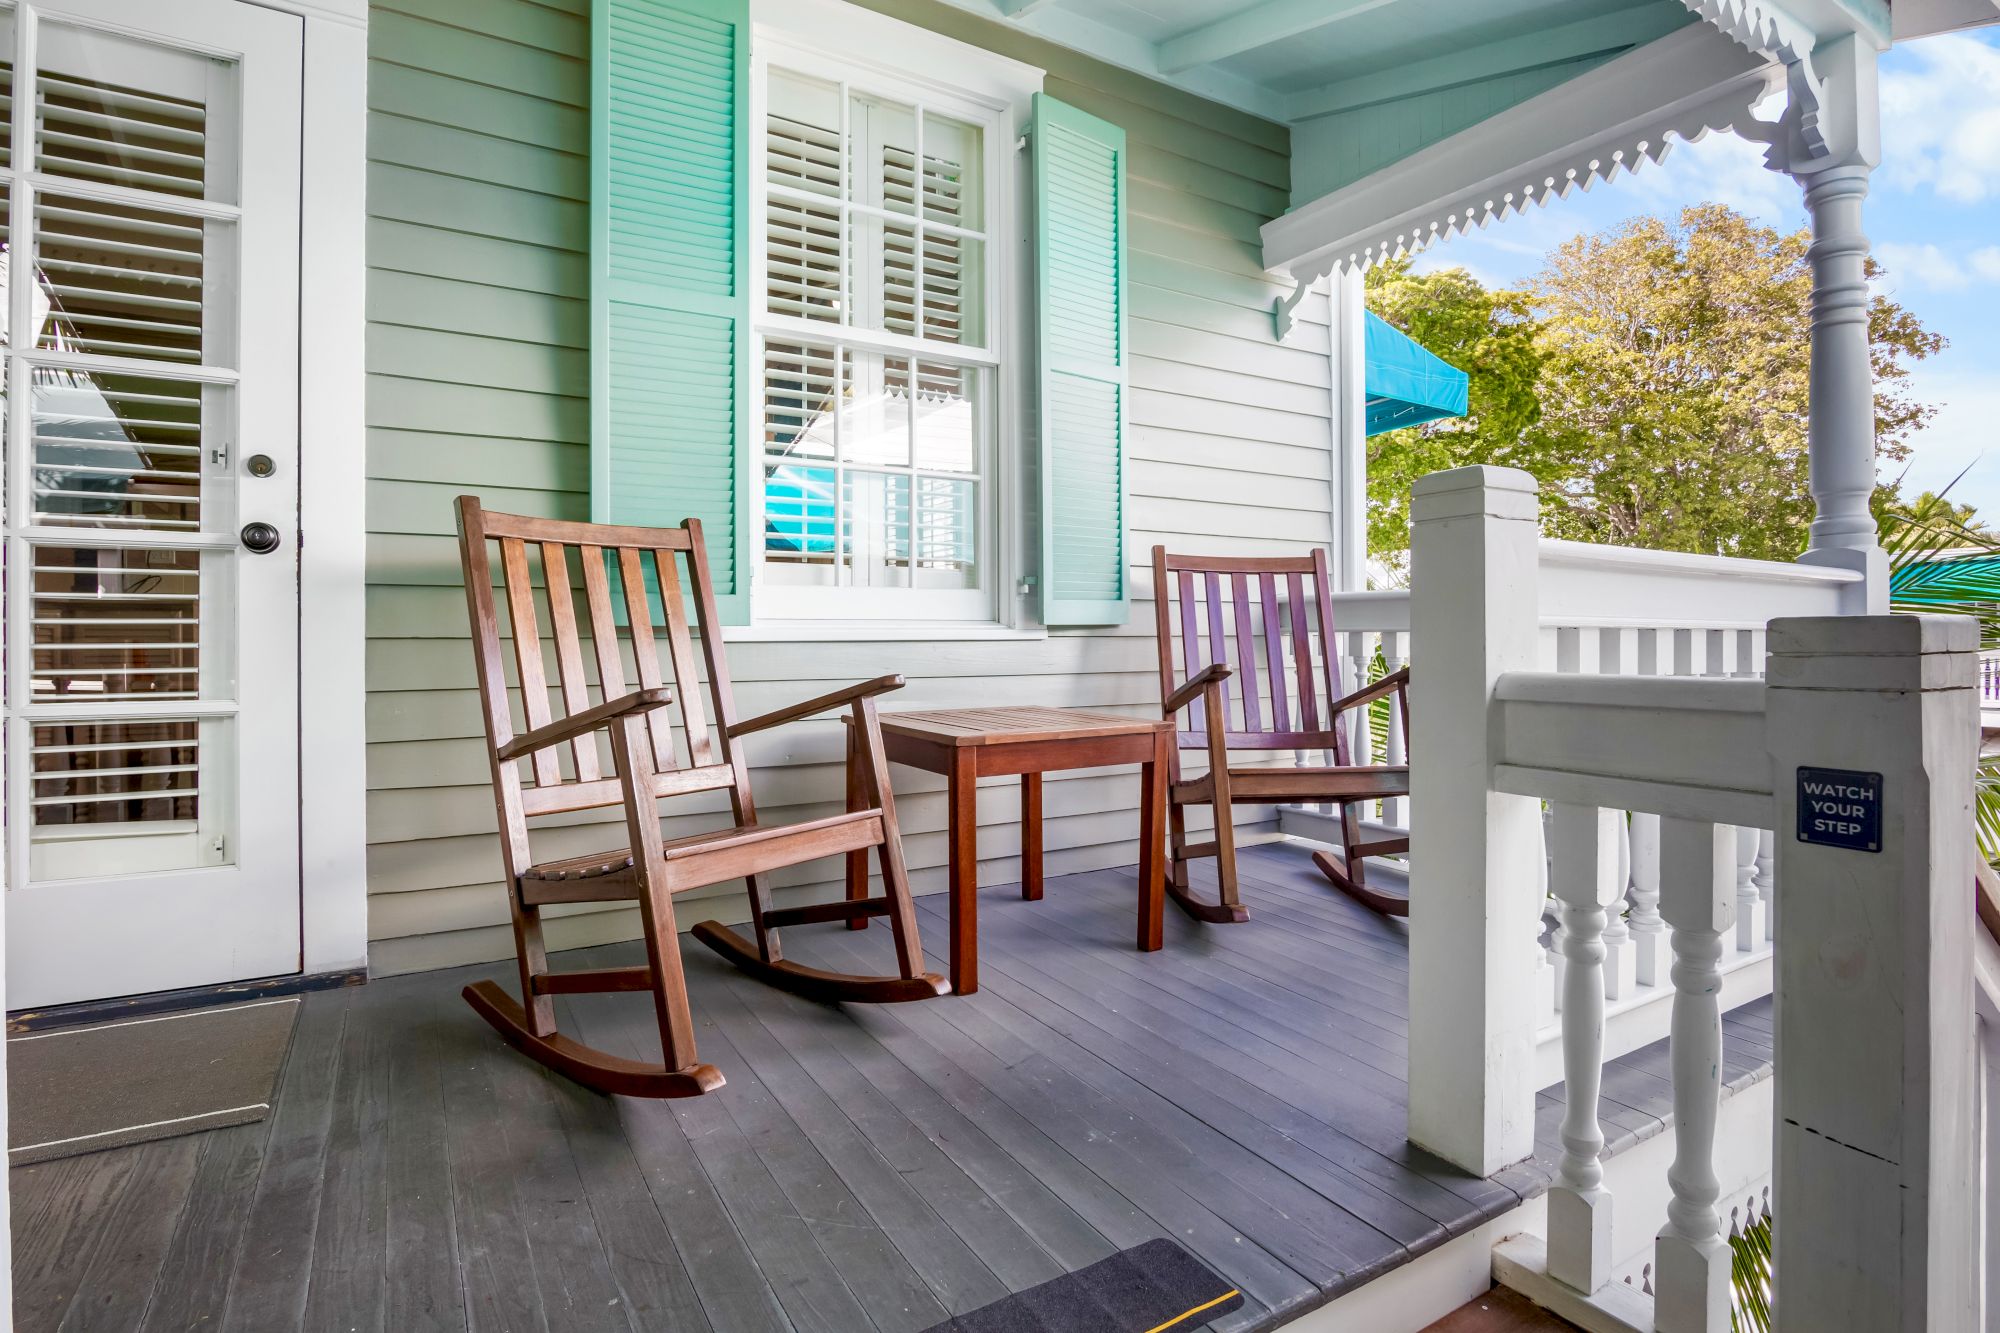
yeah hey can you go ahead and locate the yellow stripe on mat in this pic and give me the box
[1144,1289,1240,1333]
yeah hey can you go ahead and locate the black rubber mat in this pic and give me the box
[921,1239,1243,1333]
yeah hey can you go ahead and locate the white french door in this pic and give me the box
[2,0,302,1008]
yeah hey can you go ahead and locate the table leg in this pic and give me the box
[1137,731,1166,952]
[845,719,870,929]
[949,749,979,994]
[1021,772,1043,901]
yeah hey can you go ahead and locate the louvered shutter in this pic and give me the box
[1032,94,1128,627]
[591,0,750,623]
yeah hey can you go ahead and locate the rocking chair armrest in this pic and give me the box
[1330,666,1410,717]
[1163,663,1232,716]
[729,674,906,737]
[495,687,673,762]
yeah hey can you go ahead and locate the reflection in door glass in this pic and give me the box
[32,543,200,700]
[29,716,233,881]
[32,370,206,529]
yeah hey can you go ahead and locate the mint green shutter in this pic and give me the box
[1033,94,1129,627]
[591,0,751,623]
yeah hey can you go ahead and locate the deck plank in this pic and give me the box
[380,976,469,1333]
[56,1136,202,1333]
[219,986,350,1333]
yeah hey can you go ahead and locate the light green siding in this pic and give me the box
[364,0,1335,975]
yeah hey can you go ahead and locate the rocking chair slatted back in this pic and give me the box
[457,500,740,832]
[1153,547,1354,762]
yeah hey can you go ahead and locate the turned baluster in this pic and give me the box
[1628,812,1665,987]
[1548,802,1622,1293]
[1653,817,1736,1333]
[1383,630,1407,828]
[1734,825,1766,951]
[1755,828,1774,943]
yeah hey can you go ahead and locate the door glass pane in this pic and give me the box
[31,370,212,530]
[34,193,228,364]
[28,716,234,880]
[31,543,201,701]
[36,20,223,203]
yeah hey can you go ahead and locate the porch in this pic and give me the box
[9,840,1773,1333]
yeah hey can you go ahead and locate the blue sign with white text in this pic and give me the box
[1796,767,1882,853]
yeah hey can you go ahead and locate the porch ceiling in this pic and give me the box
[933,0,1693,124]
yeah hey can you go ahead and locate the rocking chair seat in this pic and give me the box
[517,810,885,904]
[1173,765,1409,806]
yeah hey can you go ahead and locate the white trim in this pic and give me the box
[1261,24,1780,280]
[296,10,369,976]
[748,0,1042,630]
[245,0,364,24]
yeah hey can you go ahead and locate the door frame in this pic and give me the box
[164,0,369,984]
[285,0,369,979]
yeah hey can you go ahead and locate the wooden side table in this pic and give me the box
[843,707,1172,994]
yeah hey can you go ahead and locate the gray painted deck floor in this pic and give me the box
[9,840,1773,1333]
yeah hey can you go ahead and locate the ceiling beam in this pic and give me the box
[1287,3,1695,121]
[997,0,1064,17]
[1156,0,1405,75]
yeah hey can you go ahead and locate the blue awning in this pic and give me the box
[1364,311,1469,436]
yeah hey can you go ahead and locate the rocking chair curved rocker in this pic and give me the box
[456,499,946,1099]
[1151,546,1413,922]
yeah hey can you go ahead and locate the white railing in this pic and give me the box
[1313,538,1850,1075]
[1404,466,1981,1332]
[1981,649,2000,710]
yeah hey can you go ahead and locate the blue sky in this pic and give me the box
[1409,27,2000,518]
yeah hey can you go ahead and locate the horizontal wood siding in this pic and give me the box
[365,0,1332,975]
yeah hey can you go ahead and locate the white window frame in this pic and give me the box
[748,0,1040,627]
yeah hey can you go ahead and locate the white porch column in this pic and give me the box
[1332,266,1369,593]
[1783,34,1889,612]
[1407,465,1544,1175]
[1766,614,1979,1330]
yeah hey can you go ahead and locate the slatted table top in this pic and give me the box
[862,705,1172,747]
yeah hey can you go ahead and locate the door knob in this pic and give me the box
[240,521,281,554]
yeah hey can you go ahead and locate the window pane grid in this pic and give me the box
[759,62,988,603]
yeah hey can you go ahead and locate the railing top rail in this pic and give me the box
[1495,672,1765,712]
[1536,538,1864,585]
[1325,589,1411,634]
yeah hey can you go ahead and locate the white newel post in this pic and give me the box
[1767,615,1978,1331]
[1548,802,1623,1293]
[1653,817,1736,1333]
[1407,465,1544,1175]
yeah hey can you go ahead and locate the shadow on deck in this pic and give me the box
[10,839,1772,1332]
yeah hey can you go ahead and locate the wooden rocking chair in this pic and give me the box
[456,498,947,1099]
[1151,546,1413,921]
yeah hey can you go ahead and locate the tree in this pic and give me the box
[1364,204,1946,567]
[1362,261,1545,564]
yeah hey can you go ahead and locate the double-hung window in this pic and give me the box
[752,42,1007,621]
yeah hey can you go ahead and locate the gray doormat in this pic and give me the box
[7,997,298,1165]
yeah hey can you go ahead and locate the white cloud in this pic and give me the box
[1876,241,1971,291]
[1896,364,2000,517]
[1872,242,2000,292]
[1880,32,2000,203]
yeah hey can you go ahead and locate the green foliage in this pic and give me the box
[1731,1204,1773,1333]
[1366,205,1945,569]
[1883,481,2000,865]
[1363,261,1546,565]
